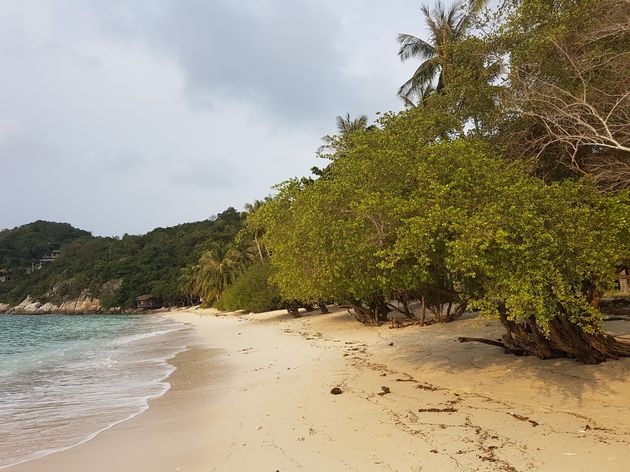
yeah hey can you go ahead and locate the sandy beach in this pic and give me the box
[7,308,630,472]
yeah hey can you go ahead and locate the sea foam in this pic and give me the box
[0,314,193,469]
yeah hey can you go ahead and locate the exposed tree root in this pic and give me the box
[459,314,630,364]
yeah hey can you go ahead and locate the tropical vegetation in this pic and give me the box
[215,0,630,363]
[2,0,628,364]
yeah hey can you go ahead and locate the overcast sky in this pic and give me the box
[0,0,425,236]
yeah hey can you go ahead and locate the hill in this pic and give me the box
[0,209,242,309]
[0,221,91,268]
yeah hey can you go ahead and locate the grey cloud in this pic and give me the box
[146,0,357,124]
[170,157,238,189]
[0,0,422,236]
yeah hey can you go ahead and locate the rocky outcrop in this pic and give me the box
[1,278,130,315]
[7,293,103,315]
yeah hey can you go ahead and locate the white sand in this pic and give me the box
[7,308,630,471]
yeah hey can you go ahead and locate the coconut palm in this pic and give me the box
[401,83,437,108]
[397,0,486,103]
[178,264,200,305]
[319,113,369,154]
[195,242,244,303]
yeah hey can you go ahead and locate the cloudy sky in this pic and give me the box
[0,0,424,236]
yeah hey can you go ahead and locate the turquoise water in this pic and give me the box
[0,314,192,469]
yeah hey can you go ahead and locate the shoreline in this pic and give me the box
[5,308,630,471]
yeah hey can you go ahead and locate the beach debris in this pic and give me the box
[430,449,439,454]
[388,342,394,346]
[418,407,457,413]
[330,387,343,395]
[510,413,539,427]
[378,386,391,396]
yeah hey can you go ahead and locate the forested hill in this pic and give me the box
[0,208,242,309]
[0,221,91,268]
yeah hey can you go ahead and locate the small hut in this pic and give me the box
[135,294,160,309]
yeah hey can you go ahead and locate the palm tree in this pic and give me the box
[319,113,369,155]
[397,0,485,103]
[195,242,244,304]
[178,264,200,305]
[401,83,436,108]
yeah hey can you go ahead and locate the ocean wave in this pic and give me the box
[110,325,186,346]
[0,315,193,469]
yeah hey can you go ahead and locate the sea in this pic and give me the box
[0,314,193,469]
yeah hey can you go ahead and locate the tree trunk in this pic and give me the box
[350,294,390,325]
[498,314,630,364]
[369,294,390,324]
[285,301,301,317]
[420,297,426,325]
[254,234,264,261]
[445,301,468,322]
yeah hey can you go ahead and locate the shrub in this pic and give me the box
[215,260,281,313]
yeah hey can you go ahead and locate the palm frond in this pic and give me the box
[397,33,437,61]
[398,57,441,99]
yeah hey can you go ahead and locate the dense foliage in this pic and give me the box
[214,260,282,313]
[236,0,630,362]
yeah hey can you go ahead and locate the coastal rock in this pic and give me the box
[10,296,43,314]
[8,292,102,315]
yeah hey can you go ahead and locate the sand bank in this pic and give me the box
[7,308,630,471]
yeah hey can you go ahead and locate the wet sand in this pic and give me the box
[7,308,630,471]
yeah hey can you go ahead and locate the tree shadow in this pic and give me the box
[383,314,630,404]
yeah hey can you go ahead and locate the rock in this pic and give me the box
[7,291,102,315]
[330,387,343,395]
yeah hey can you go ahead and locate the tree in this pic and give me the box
[397,0,486,103]
[260,108,462,324]
[384,140,630,363]
[194,241,251,304]
[241,199,272,260]
[501,0,630,189]
[317,113,370,158]
[178,264,200,305]
[262,93,630,361]
[215,260,282,313]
